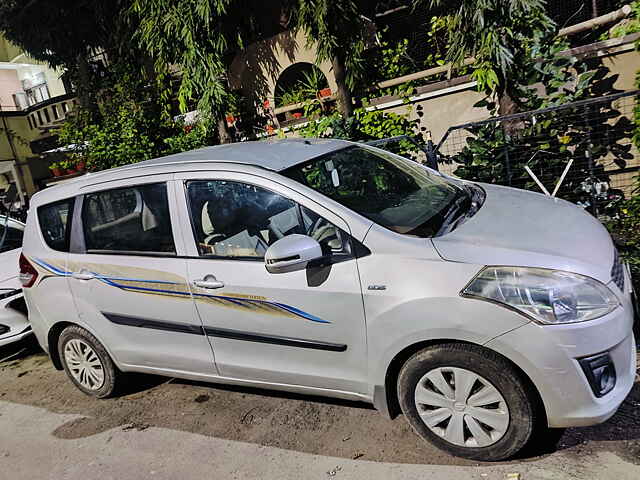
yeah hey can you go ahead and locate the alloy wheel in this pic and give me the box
[63,338,105,390]
[414,367,510,448]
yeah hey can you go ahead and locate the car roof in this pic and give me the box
[32,138,354,205]
[131,138,352,172]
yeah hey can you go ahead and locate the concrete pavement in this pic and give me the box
[1,400,639,480]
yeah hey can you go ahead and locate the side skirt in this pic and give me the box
[117,362,372,403]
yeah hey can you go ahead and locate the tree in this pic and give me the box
[0,0,135,111]
[132,0,272,143]
[292,1,374,118]
[422,0,554,116]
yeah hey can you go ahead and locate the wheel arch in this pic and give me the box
[375,339,547,426]
[47,320,120,372]
[47,321,76,370]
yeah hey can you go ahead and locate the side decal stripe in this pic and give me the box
[203,327,347,352]
[103,312,204,335]
[102,312,346,352]
[34,257,329,324]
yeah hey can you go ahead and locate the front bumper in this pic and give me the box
[485,275,637,428]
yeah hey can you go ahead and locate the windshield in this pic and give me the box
[282,146,474,237]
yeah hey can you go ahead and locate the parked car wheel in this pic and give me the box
[397,343,538,461]
[58,325,119,398]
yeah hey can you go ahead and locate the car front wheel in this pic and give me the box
[397,343,539,461]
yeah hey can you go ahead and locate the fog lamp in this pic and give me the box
[579,353,616,397]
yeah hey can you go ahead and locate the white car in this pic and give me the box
[0,218,31,347]
[20,139,636,461]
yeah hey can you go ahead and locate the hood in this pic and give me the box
[0,248,21,289]
[432,184,615,283]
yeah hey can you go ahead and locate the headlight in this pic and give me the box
[462,266,619,324]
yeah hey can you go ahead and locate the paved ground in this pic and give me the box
[0,339,639,480]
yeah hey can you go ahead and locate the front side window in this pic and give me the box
[186,180,348,259]
[38,198,75,252]
[0,220,24,253]
[282,146,477,237]
[82,183,175,254]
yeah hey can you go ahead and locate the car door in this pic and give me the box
[175,171,369,394]
[67,176,216,375]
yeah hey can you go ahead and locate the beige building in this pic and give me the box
[1,34,75,202]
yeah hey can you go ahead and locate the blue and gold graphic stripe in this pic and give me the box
[31,258,330,324]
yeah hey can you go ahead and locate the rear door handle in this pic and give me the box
[71,271,95,281]
[193,275,225,290]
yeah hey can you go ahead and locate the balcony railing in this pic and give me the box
[23,93,77,131]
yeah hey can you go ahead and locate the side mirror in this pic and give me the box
[264,234,323,274]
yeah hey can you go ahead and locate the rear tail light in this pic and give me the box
[19,253,38,288]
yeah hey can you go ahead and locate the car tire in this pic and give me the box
[397,343,538,461]
[58,325,119,398]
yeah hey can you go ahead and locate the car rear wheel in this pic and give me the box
[58,325,119,398]
[397,343,538,461]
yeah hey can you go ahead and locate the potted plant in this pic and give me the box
[49,162,63,177]
[75,158,86,172]
[60,159,76,175]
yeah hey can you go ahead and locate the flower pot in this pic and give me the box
[66,168,77,175]
[318,88,332,98]
[51,168,63,177]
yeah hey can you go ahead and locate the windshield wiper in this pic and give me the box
[437,191,471,236]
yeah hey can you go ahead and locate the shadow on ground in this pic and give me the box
[1,337,638,467]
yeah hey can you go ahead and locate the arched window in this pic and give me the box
[274,63,329,108]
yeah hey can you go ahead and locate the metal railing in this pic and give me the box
[434,91,640,216]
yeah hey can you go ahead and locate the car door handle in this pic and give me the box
[71,271,95,281]
[193,275,225,289]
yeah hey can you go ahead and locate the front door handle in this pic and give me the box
[71,270,95,281]
[193,275,225,290]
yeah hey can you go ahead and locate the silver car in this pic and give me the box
[20,139,636,460]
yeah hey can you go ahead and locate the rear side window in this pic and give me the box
[38,198,75,251]
[82,183,175,254]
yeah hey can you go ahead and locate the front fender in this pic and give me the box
[367,296,531,392]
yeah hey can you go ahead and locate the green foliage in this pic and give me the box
[163,122,211,155]
[376,38,414,81]
[448,29,634,203]
[295,106,421,156]
[131,0,264,126]
[0,0,127,69]
[58,94,156,171]
[423,16,449,68]
[421,0,554,114]
[604,1,640,39]
[293,1,373,91]
[611,31,640,289]
[276,67,330,107]
[607,195,640,284]
[57,65,211,172]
